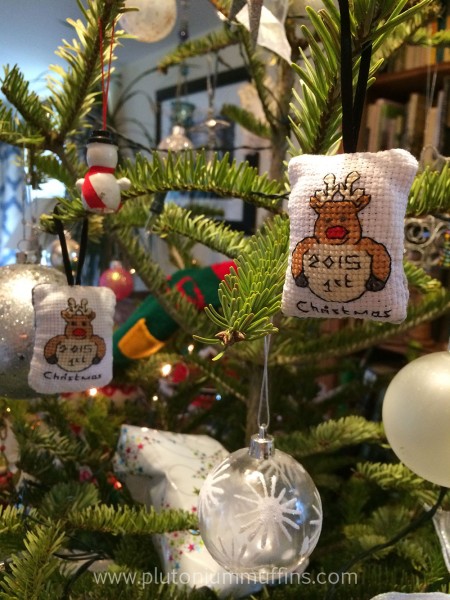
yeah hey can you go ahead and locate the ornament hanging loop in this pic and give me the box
[249,425,274,460]
[249,334,274,459]
[98,18,116,131]
[257,334,271,431]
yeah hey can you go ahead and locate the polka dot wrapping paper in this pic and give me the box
[282,149,418,323]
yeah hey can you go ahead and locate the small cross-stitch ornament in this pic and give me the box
[76,130,130,214]
[198,426,322,578]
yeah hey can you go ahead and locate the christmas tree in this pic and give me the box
[0,0,450,598]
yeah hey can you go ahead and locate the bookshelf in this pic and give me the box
[362,61,450,355]
[368,62,450,102]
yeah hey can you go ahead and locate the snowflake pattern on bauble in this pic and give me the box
[198,459,231,513]
[234,472,302,548]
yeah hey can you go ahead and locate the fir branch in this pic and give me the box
[0,505,37,537]
[0,524,66,600]
[196,215,289,352]
[124,352,186,388]
[13,419,88,478]
[186,353,248,403]
[121,150,285,213]
[66,505,197,535]
[356,462,441,506]
[39,482,100,520]
[289,0,435,156]
[277,416,384,458]
[374,6,439,62]
[157,27,240,72]
[1,66,52,136]
[152,203,248,259]
[408,164,450,216]
[109,223,212,336]
[221,103,271,140]
[0,99,48,148]
[48,0,126,139]
[34,145,84,189]
[411,26,450,46]
[274,286,450,365]
[237,28,278,128]
[404,261,442,294]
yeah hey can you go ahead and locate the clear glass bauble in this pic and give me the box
[383,350,450,487]
[198,439,322,579]
[49,236,80,271]
[0,263,66,399]
[158,126,193,152]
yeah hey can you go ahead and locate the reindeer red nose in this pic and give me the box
[73,328,86,338]
[326,226,348,240]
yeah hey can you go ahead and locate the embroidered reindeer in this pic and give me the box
[44,298,106,372]
[292,171,391,303]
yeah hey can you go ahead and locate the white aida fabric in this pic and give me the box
[28,284,116,393]
[282,149,418,323]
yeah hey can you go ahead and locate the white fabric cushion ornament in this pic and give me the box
[282,149,418,323]
[28,285,116,393]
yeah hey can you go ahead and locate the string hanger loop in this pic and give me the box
[98,18,116,131]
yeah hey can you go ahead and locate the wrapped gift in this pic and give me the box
[114,426,261,597]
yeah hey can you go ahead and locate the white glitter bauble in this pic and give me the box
[0,263,66,399]
[382,351,450,487]
[120,0,177,43]
[198,432,322,578]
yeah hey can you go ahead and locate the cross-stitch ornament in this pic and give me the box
[76,130,130,214]
[198,427,322,578]
[382,349,450,487]
[28,285,116,394]
[0,262,66,399]
[282,149,418,323]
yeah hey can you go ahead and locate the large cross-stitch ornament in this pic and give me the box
[282,149,418,323]
[76,130,130,214]
[28,285,116,394]
[198,427,322,578]
[114,427,260,597]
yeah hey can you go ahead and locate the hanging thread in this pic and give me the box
[257,334,271,432]
[338,0,373,153]
[98,18,116,130]
[53,206,89,286]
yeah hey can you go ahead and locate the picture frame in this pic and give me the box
[155,66,257,234]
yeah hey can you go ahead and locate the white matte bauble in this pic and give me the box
[120,0,177,43]
[382,351,450,487]
[198,435,322,578]
[0,263,66,399]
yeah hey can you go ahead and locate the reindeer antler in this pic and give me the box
[339,171,365,201]
[314,174,340,202]
[61,297,77,319]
